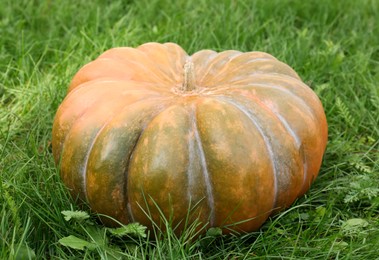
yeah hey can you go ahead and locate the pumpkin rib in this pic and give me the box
[123,133,143,224]
[53,106,90,164]
[123,124,152,224]
[203,58,275,87]
[215,97,279,210]
[99,47,177,86]
[125,103,193,224]
[191,50,219,75]
[86,99,173,226]
[219,86,309,140]
[250,74,328,141]
[125,104,217,230]
[68,58,137,92]
[205,78,313,100]
[203,61,300,87]
[162,43,189,84]
[273,113,308,192]
[224,80,327,142]
[227,74,320,106]
[186,115,197,202]
[225,84,317,120]
[59,96,172,202]
[227,72,301,83]
[239,87,325,194]
[69,79,174,96]
[82,97,173,203]
[223,73,303,87]
[53,98,95,163]
[218,91,308,200]
[194,98,277,230]
[221,89,304,151]
[53,83,144,164]
[68,82,169,107]
[59,98,134,201]
[191,105,216,226]
[222,82,327,191]
[137,43,187,85]
[199,50,279,86]
[163,42,188,72]
[55,84,167,163]
[82,117,117,202]
[223,75,320,107]
[196,50,242,85]
[232,70,299,84]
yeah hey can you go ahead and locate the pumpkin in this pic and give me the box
[52,42,327,234]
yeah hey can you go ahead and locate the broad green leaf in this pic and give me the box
[86,226,108,246]
[341,218,369,237]
[342,218,369,230]
[14,243,36,260]
[59,235,96,250]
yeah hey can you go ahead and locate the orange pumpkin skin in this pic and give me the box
[52,42,327,234]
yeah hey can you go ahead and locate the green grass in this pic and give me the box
[1,0,378,258]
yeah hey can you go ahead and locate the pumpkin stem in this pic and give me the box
[182,60,196,92]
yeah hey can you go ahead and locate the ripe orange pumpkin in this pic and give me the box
[52,42,327,234]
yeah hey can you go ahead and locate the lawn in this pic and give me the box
[1,0,378,258]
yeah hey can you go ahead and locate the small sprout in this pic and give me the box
[62,210,90,222]
[206,227,223,237]
[107,222,147,238]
